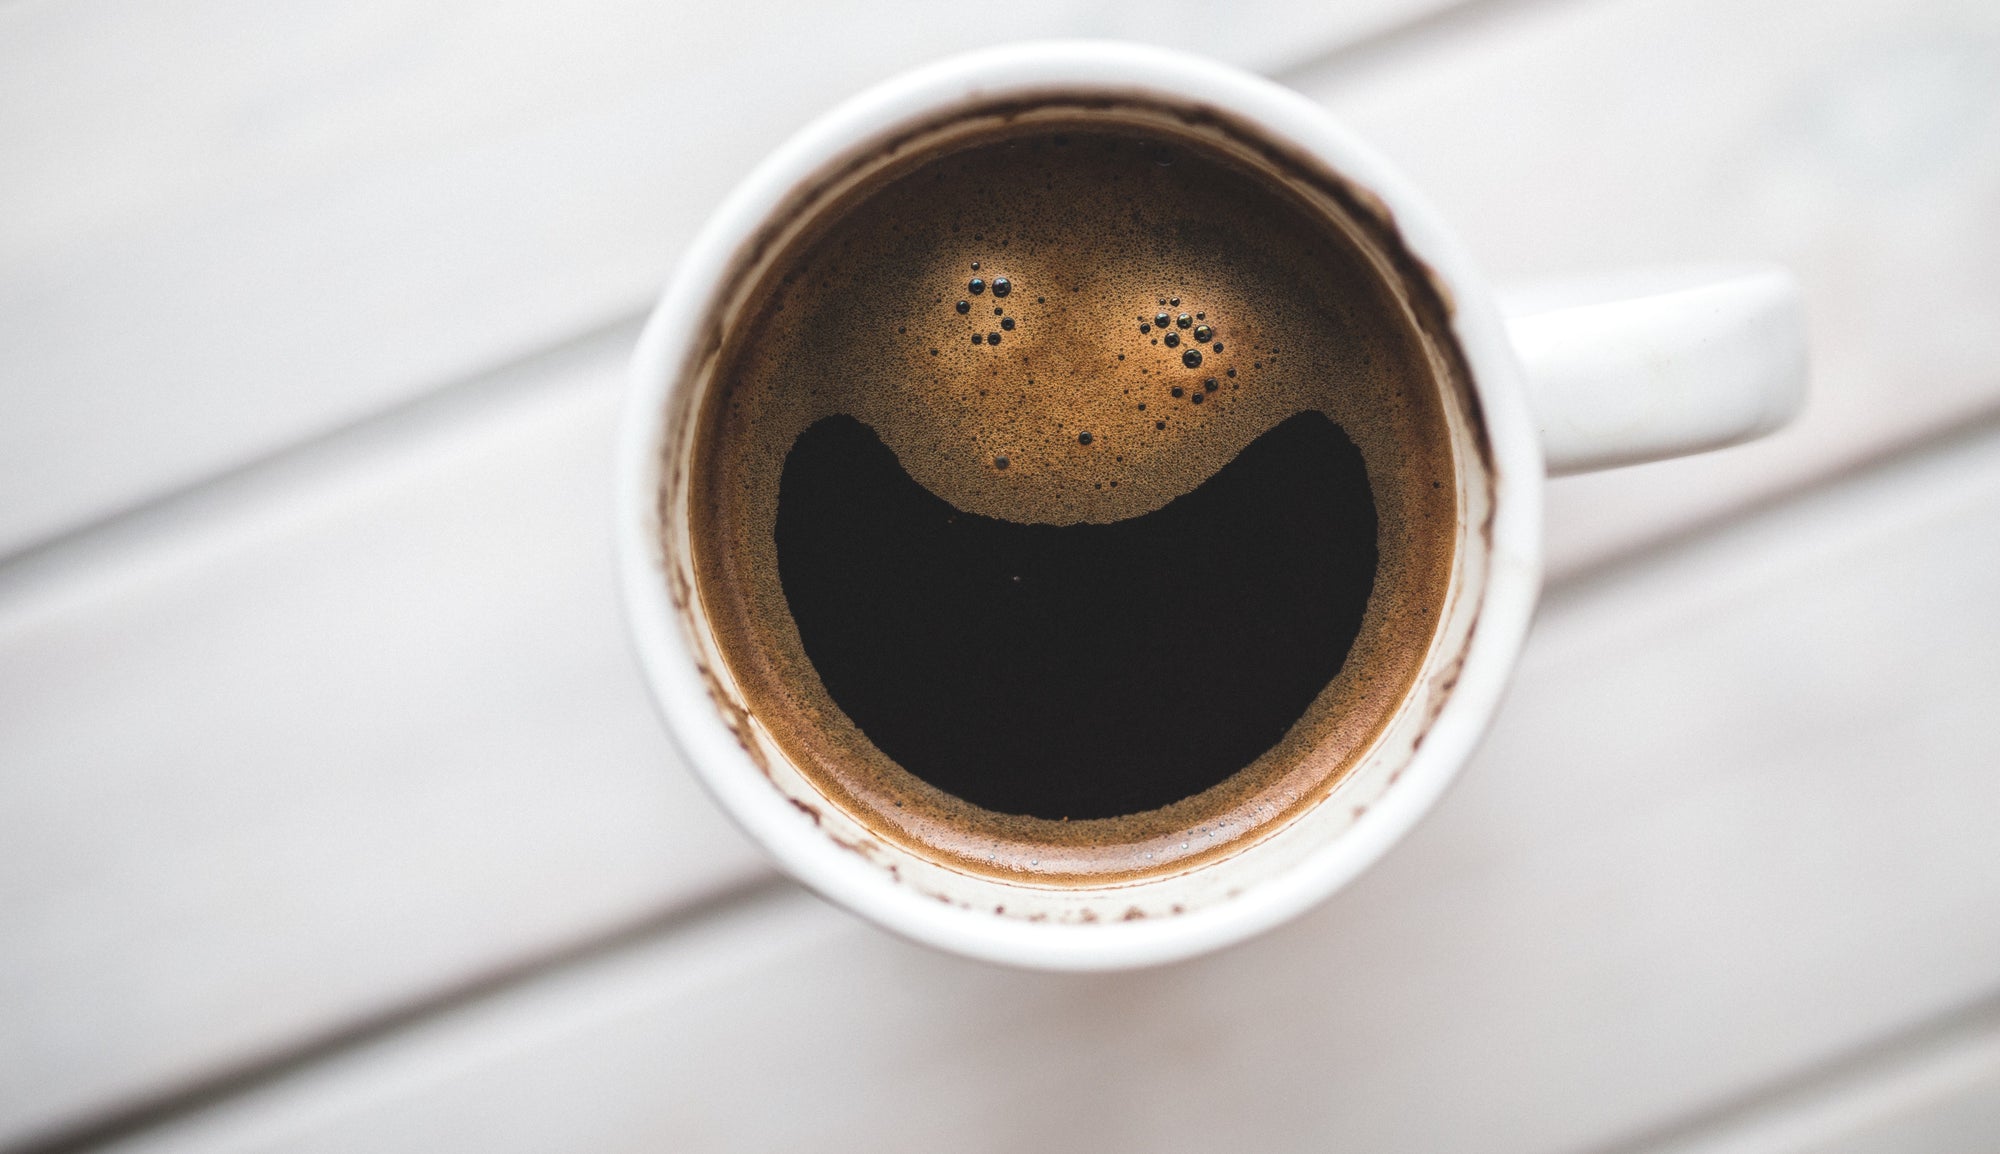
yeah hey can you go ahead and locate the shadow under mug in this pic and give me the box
[617,41,1806,970]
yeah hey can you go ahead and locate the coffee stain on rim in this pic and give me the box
[665,560,772,779]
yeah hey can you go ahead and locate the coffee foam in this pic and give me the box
[687,116,1458,882]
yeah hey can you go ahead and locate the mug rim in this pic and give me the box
[618,40,1544,969]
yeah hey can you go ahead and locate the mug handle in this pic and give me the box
[1499,265,1808,475]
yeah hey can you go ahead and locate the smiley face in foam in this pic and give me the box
[688,116,1459,880]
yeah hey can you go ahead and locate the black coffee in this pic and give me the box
[777,411,1376,820]
[684,110,1458,879]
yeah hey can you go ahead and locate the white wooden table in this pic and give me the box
[4,1,1999,1150]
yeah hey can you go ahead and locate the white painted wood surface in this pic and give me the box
[1630,998,2000,1154]
[1302,0,2000,575]
[0,333,765,1146]
[89,421,2000,1154]
[4,0,1998,1148]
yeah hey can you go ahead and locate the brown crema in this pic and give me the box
[684,108,1459,883]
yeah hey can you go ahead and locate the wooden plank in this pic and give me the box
[1619,997,2000,1153]
[84,417,2000,1154]
[0,332,767,1149]
[0,0,1448,559]
[1812,1087,2000,1154]
[1296,0,2000,576]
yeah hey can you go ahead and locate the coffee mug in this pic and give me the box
[617,41,1806,970]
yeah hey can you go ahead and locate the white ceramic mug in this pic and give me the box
[617,42,1806,970]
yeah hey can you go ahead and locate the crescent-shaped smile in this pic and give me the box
[776,410,1379,820]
